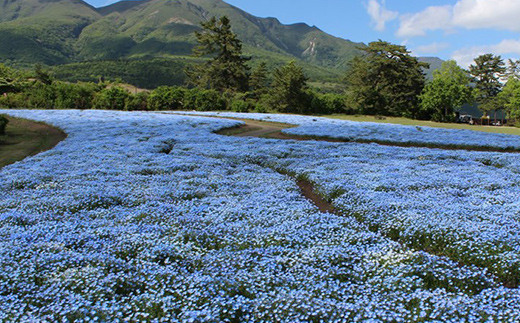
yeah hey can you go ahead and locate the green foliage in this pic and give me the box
[125,92,149,111]
[184,88,226,111]
[498,78,520,126]
[469,54,506,115]
[266,61,310,113]
[53,82,99,110]
[310,92,349,115]
[0,93,26,109]
[505,59,520,81]
[51,58,195,89]
[0,0,365,87]
[230,93,255,112]
[34,64,53,85]
[345,40,428,118]
[187,16,250,92]
[0,115,8,135]
[0,63,20,94]
[148,86,186,110]
[0,80,99,110]
[26,82,57,109]
[93,87,130,110]
[250,62,270,97]
[419,60,473,122]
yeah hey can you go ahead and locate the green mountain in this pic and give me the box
[0,0,441,88]
[0,0,100,64]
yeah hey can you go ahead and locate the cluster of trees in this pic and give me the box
[0,17,346,115]
[347,40,520,125]
[183,16,346,115]
[2,15,520,126]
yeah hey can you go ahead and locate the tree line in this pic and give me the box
[1,16,520,126]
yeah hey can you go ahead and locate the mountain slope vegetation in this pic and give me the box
[0,0,440,87]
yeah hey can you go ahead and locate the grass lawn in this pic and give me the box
[0,116,67,168]
[328,114,520,136]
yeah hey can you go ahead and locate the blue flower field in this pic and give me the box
[1,110,520,322]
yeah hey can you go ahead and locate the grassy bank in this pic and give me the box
[0,116,67,168]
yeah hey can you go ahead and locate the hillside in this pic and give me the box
[0,0,441,87]
[0,0,100,64]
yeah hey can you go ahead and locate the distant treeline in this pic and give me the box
[0,70,346,115]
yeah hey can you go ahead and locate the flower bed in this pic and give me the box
[0,110,519,321]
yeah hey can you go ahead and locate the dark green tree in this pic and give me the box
[148,86,186,110]
[505,59,520,81]
[0,64,18,94]
[469,54,505,118]
[419,60,473,122]
[250,62,269,96]
[266,61,309,113]
[498,78,520,126]
[345,40,428,118]
[34,64,53,85]
[93,86,130,110]
[187,16,250,92]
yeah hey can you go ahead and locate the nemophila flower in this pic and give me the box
[174,111,520,150]
[1,109,520,321]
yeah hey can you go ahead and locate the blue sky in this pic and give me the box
[85,0,520,67]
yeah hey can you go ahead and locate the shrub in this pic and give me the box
[0,115,8,135]
[148,86,185,110]
[185,88,226,111]
[230,99,251,112]
[229,93,254,112]
[126,92,150,111]
[93,86,130,110]
[27,83,56,109]
[0,93,27,109]
[310,92,348,115]
[53,82,99,110]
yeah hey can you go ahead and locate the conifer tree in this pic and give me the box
[267,61,309,113]
[187,16,250,92]
[469,54,505,117]
[250,62,269,96]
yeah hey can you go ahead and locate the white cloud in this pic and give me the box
[453,0,520,31]
[366,0,398,32]
[397,6,452,38]
[414,42,450,55]
[397,0,520,38]
[452,38,520,67]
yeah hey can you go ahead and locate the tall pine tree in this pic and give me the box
[186,16,250,92]
[469,54,505,117]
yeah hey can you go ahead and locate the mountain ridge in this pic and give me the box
[0,0,442,87]
[0,0,365,68]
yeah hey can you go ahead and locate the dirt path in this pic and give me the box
[217,118,520,153]
[214,115,515,288]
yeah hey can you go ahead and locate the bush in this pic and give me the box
[53,82,99,110]
[0,93,27,109]
[126,92,149,111]
[229,93,255,112]
[148,86,185,110]
[0,115,8,135]
[230,99,251,112]
[93,86,130,110]
[27,83,56,109]
[310,92,348,115]
[184,89,226,111]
